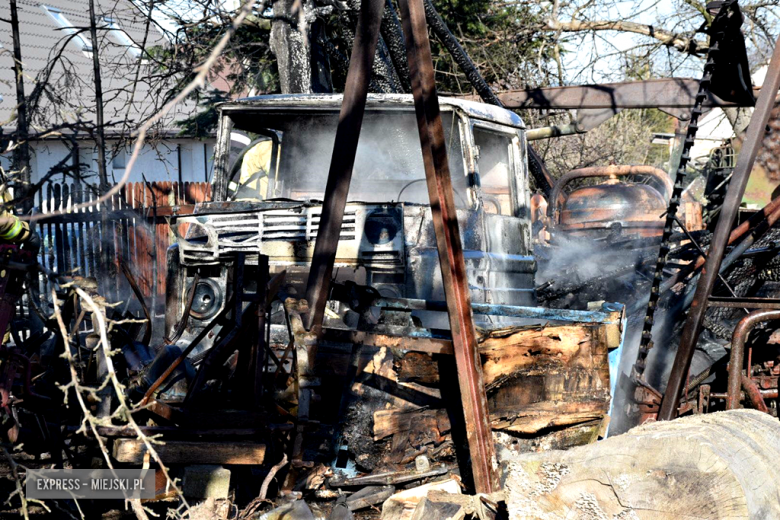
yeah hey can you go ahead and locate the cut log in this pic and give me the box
[479,324,610,434]
[113,439,266,465]
[503,410,780,519]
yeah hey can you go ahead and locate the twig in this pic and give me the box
[259,453,288,500]
[44,265,187,518]
[2,446,29,520]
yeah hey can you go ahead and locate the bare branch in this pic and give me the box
[546,18,707,55]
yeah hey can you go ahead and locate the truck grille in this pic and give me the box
[208,209,358,242]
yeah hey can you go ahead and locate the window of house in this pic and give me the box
[102,17,143,59]
[78,146,94,179]
[473,127,514,216]
[42,6,93,53]
[112,148,127,170]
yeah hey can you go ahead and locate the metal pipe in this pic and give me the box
[710,389,778,400]
[398,0,498,493]
[658,36,780,421]
[709,296,780,309]
[526,122,585,141]
[726,309,780,410]
[304,0,386,333]
[741,375,770,413]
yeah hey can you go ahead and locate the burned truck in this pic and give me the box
[166,94,537,342]
[152,94,624,457]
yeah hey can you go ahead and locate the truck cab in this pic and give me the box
[166,94,535,340]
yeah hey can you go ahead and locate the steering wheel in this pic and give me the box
[396,178,467,206]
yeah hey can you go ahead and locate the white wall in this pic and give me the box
[19,137,216,186]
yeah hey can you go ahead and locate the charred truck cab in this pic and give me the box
[166,94,536,344]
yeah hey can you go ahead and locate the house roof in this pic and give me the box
[0,0,200,138]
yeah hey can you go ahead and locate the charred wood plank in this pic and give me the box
[328,465,451,487]
[373,408,450,441]
[346,485,396,511]
[112,439,266,465]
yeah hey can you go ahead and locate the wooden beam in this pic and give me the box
[113,439,266,465]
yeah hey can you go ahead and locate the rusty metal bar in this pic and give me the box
[710,389,778,400]
[709,297,780,309]
[658,37,780,421]
[740,375,770,413]
[304,0,386,333]
[726,309,780,410]
[119,261,152,346]
[397,0,497,493]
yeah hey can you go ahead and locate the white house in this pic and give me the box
[0,0,216,188]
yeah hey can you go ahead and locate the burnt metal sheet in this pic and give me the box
[398,0,497,493]
[658,34,780,421]
[372,297,624,325]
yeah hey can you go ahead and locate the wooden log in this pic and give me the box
[112,438,266,465]
[503,410,780,520]
[479,324,610,434]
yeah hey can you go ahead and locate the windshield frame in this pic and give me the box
[212,104,476,208]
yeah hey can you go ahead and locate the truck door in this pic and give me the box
[472,122,535,306]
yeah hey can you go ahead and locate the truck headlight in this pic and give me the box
[364,209,401,245]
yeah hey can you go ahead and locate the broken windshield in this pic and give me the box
[226,110,470,207]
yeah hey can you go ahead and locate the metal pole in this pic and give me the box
[304,0,385,333]
[658,36,780,421]
[397,0,498,493]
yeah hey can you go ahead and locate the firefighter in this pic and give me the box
[0,184,40,251]
[0,208,38,249]
[0,197,39,444]
[233,138,273,201]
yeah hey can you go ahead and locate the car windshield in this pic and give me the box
[227,110,469,206]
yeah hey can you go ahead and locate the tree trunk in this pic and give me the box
[503,409,780,519]
[88,0,115,299]
[9,0,31,212]
[270,0,332,94]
